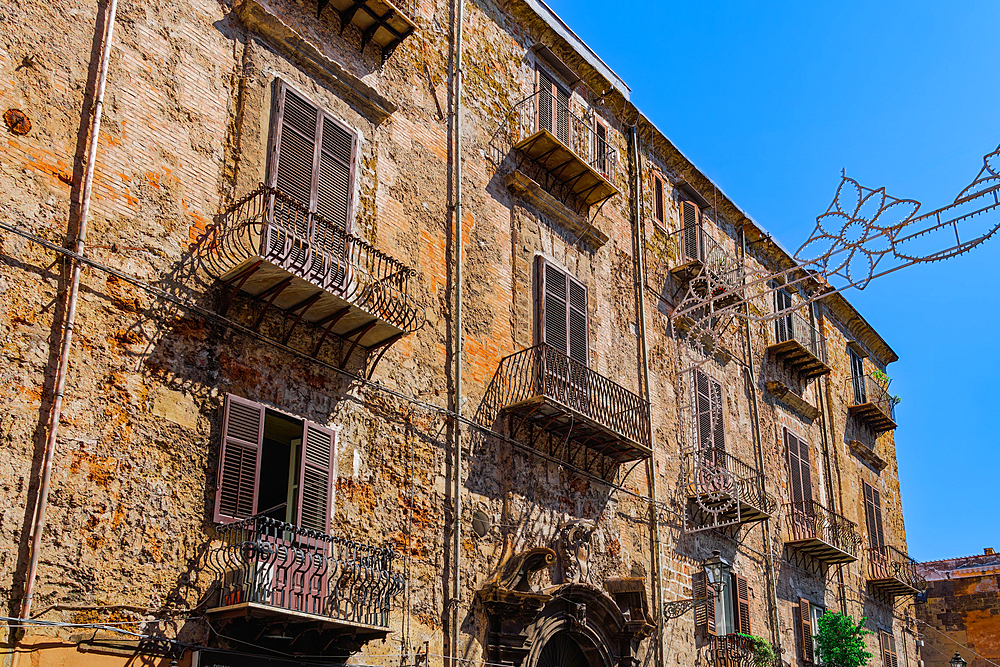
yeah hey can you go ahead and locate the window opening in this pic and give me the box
[850,348,867,403]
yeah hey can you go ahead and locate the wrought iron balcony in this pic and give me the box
[708,634,782,667]
[867,545,926,597]
[684,448,777,527]
[205,185,423,354]
[499,89,621,208]
[783,500,861,565]
[848,374,897,434]
[669,224,744,307]
[208,514,404,632]
[767,310,830,379]
[317,0,416,59]
[488,343,651,464]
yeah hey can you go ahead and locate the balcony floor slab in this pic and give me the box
[207,601,391,636]
[786,537,858,565]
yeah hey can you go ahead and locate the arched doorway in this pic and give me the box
[536,633,590,667]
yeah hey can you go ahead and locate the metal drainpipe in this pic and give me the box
[450,0,464,664]
[629,126,664,665]
[812,308,849,615]
[18,0,119,626]
[740,231,782,654]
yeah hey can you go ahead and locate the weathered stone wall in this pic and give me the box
[0,0,920,665]
[917,552,1000,667]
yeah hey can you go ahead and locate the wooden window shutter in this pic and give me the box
[594,119,608,175]
[270,83,356,239]
[537,69,554,135]
[296,421,339,534]
[692,570,716,637]
[214,395,265,524]
[681,200,701,261]
[799,598,814,663]
[864,481,885,550]
[694,370,725,452]
[774,288,793,342]
[880,631,898,667]
[654,176,664,223]
[733,573,751,635]
[537,257,588,366]
[786,430,814,505]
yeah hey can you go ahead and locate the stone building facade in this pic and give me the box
[0,0,924,666]
[916,550,1000,667]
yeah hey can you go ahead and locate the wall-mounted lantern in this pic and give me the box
[662,550,731,620]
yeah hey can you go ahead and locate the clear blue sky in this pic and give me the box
[541,0,1000,561]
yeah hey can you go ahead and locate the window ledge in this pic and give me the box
[765,380,819,421]
[848,439,888,472]
[236,0,397,122]
[505,169,609,249]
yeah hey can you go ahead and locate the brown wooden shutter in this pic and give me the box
[296,421,338,534]
[214,395,265,523]
[786,430,813,505]
[537,69,554,135]
[799,598,814,663]
[694,370,725,452]
[681,200,701,260]
[537,257,588,366]
[774,288,793,342]
[654,175,664,223]
[880,630,898,667]
[692,570,716,637]
[864,481,885,550]
[271,85,320,210]
[733,573,751,635]
[594,119,608,175]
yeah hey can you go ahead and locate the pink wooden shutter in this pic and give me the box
[214,394,265,523]
[296,421,338,534]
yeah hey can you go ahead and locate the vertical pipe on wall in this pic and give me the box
[18,0,120,625]
[450,0,465,663]
[629,126,665,666]
[740,230,783,655]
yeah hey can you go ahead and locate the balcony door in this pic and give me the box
[864,480,888,575]
[537,68,570,146]
[269,82,357,287]
[774,287,793,343]
[537,257,589,411]
[693,369,728,491]
[681,200,703,263]
[850,348,867,404]
[785,429,815,538]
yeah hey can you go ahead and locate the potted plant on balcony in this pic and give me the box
[735,633,778,667]
[815,612,873,667]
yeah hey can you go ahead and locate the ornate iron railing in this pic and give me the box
[685,448,776,516]
[783,500,861,558]
[205,185,423,333]
[209,514,404,629]
[867,545,926,591]
[849,374,896,421]
[672,223,743,293]
[708,634,782,667]
[772,309,827,363]
[496,88,621,179]
[492,343,651,450]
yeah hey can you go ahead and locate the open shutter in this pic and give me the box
[555,84,570,145]
[594,119,608,175]
[214,395,265,523]
[537,69,554,135]
[271,85,320,210]
[692,571,716,637]
[880,631,898,667]
[774,288,793,343]
[733,573,751,635]
[681,200,701,261]
[799,598,814,663]
[787,431,813,505]
[568,277,588,366]
[296,421,339,534]
[710,378,725,451]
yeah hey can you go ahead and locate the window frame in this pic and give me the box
[214,393,340,535]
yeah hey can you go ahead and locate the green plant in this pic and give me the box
[736,633,777,667]
[815,612,873,667]
[870,369,890,387]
